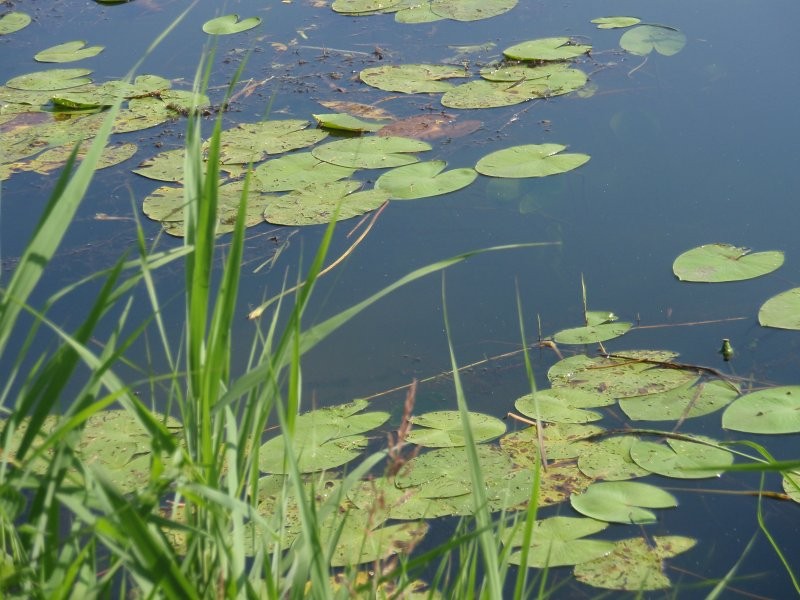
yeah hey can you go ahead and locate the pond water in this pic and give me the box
[2,0,800,596]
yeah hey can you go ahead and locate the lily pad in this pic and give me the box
[19,141,136,175]
[375,160,477,200]
[759,288,800,330]
[253,152,355,192]
[312,113,384,133]
[722,386,800,434]
[619,379,738,421]
[783,472,800,504]
[329,521,428,567]
[505,516,613,568]
[500,422,603,464]
[263,181,390,226]
[620,25,687,56]
[6,68,93,91]
[312,136,430,169]
[591,17,640,29]
[672,243,783,282]
[218,120,327,165]
[514,391,604,424]
[360,64,468,94]
[133,148,186,182]
[629,437,733,479]
[441,79,561,109]
[395,2,444,23]
[405,410,505,447]
[430,0,517,22]
[475,144,590,178]
[570,481,677,524]
[503,37,592,61]
[331,0,403,14]
[553,322,631,345]
[479,64,587,96]
[577,436,650,481]
[575,536,697,591]
[0,12,31,35]
[35,41,105,63]
[202,14,261,35]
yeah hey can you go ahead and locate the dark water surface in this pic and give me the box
[2,0,800,596]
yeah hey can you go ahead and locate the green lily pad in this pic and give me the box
[375,160,477,199]
[360,64,469,93]
[395,2,444,23]
[553,322,631,345]
[759,288,800,330]
[577,436,650,481]
[479,64,587,96]
[619,379,738,421]
[19,141,136,175]
[202,14,261,35]
[263,181,389,226]
[312,136,430,169]
[405,410,505,447]
[620,25,687,56]
[722,386,800,434]
[329,521,428,567]
[0,12,31,35]
[629,437,733,479]
[6,68,93,91]
[133,148,187,182]
[570,481,678,524]
[500,422,603,464]
[331,0,403,14]
[218,120,327,165]
[34,41,104,63]
[672,243,783,282]
[312,113,384,133]
[574,536,697,591]
[591,16,640,29]
[503,37,591,61]
[585,310,618,326]
[253,152,355,192]
[505,516,613,568]
[783,472,800,504]
[430,0,517,22]
[441,79,559,109]
[475,144,590,178]
[515,391,604,424]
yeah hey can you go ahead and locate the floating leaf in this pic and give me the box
[312,113,384,133]
[505,516,613,568]
[500,423,602,467]
[395,2,444,23]
[405,410,505,447]
[575,536,697,591]
[672,243,783,282]
[591,16,640,29]
[0,12,31,35]
[360,64,468,93]
[34,41,104,63]
[722,386,800,434]
[202,14,261,35]
[312,136,430,169]
[577,436,650,481]
[553,322,631,345]
[430,0,517,22]
[6,68,93,91]
[218,120,327,164]
[515,391,604,424]
[253,152,355,192]
[317,100,394,121]
[571,481,677,524]
[479,64,587,96]
[759,288,800,330]
[585,310,617,326]
[783,472,800,504]
[620,25,686,56]
[20,141,136,175]
[503,37,591,61]
[329,521,428,567]
[475,144,590,178]
[375,160,477,200]
[441,79,560,109]
[377,114,482,141]
[331,0,403,14]
[133,148,187,182]
[263,181,389,226]
[629,437,733,479]
[619,379,738,421]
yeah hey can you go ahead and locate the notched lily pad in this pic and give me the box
[722,386,800,434]
[759,288,800,330]
[375,160,477,200]
[253,152,355,192]
[430,0,517,22]
[619,379,738,421]
[591,16,640,29]
[202,14,261,35]
[553,322,631,345]
[577,436,650,481]
[629,437,733,479]
[6,68,93,91]
[503,37,591,61]
[405,410,505,447]
[475,144,590,178]
[35,41,105,63]
[620,25,686,56]
[263,180,389,226]
[673,243,783,282]
[505,516,613,568]
[570,481,677,524]
[0,12,31,35]
[312,136,431,169]
[360,64,469,94]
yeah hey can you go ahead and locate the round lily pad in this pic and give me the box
[6,68,93,91]
[570,481,677,524]
[515,391,603,424]
[253,152,355,192]
[503,37,591,61]
[218,120,327,165]
[360,64,468,93]
[0,12,31,35]
[405,410,506,447]
[759,288,800,330]
[475,144,590,178]
[35,41,104,63]
[263,181,389,226]
[505,516,613,568]
[619,379,738,421]
[577,436,650,481]
[312,136,431,169]
[672,243,783,282]
[722,386,800,434]
[202,14,261,35]
[500,422,602,464]
[629,437,733,479]
[375,160,477,200]
[620,25,686,56]
[430,0,517,21]
[332,0,403,14]
[591,16,640,29]
[441,79,556,109]
[553,322,631,345]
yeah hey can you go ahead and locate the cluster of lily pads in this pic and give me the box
[11,345,799,590]
[332,0,517,24]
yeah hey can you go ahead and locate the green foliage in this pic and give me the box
[672,243,784,282]
[759,287,800,330]
[476,144,590,178]
[620,25,687,56]
[591,16,640,29]
[202,14,261,35]
[0,11,31,35]
[570,481,678,524]
[723,386,800,433]
[503,37,592,61]
[34,41,104,63]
